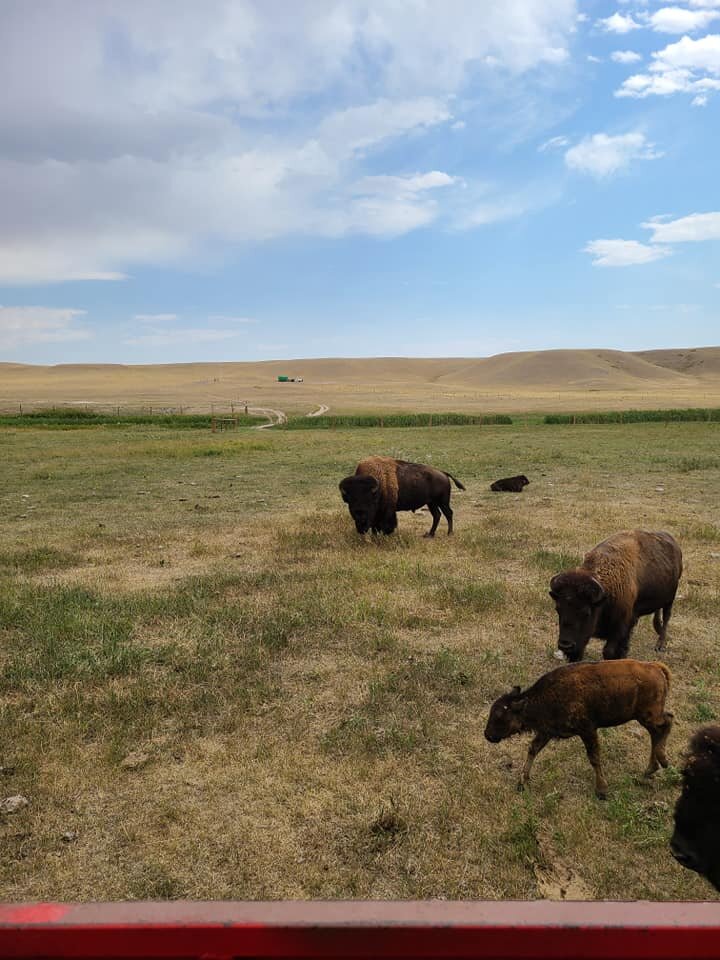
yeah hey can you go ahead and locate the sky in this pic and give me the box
[1,0,719,364]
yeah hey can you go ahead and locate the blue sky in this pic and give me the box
[1,0,718,364]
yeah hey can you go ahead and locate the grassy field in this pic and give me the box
[1,419,719,901]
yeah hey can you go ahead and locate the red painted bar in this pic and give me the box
[1,901,720,960]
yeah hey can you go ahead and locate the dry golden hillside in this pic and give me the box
[2,347,720,414]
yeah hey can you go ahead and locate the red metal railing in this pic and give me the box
[1,901,720,959]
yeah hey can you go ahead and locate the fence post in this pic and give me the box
[211,418,217,434]
[19,403,22,416]
[380,417,384,428]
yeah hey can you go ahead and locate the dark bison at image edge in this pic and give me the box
[549,529,683,662]
[490,474,529,492]
[671,725,720,892]
[485,659,673,799]
[339,456,464,537]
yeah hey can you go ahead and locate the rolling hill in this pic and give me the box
[2,347,720,414]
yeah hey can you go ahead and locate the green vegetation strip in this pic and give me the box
[0,409,258,429]
[545,408,720,424]
[282,413,513,429]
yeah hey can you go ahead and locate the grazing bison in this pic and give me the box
[485,659,673,799]
[490,474,529,493]
[339,456,464,537]
[549,529,682,662]
[671,725,720,891]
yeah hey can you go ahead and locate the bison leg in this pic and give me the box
[653,600,674,652]
[640,711,674,776]
[440,501,454,535]
[518,732,550,790]
[603,622,635,660]
[424,504,441,538]
[580,731,609,799]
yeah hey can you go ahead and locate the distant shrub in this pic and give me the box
[544,408,720,425]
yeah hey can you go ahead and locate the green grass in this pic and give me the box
[282,412,513,429]
[1,418,718,901]
[545,408,720,425]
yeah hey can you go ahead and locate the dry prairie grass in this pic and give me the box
[1,420,719,900]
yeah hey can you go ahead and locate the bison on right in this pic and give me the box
[671,725,720,892]
[549,529,682,662]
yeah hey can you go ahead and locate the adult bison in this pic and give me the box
[549,529,682,662]
[671,725,720,891]
[339,456,464,537]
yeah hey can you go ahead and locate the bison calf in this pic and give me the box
[484,659,672,799]
[671,725,720,892]
[490,474,529,493]
[550,529,682,662]
[339,456,464,537]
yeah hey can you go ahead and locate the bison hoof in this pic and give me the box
[423,532,436,539]
[595,789,608,801]
[516,781,526,793]
[654,640,666,652]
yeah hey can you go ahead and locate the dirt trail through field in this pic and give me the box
[248,406,287,429]
[308,405,330,417]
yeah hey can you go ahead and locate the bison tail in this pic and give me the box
[445,472,465,491]
[655,661,672,692]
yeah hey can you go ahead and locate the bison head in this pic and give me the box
[671,726,720,892]
[339,474,380,534]
[549,572,606,662]
[484,686,527,743]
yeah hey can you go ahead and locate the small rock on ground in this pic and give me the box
[1,795,29,814]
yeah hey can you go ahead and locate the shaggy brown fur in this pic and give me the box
[356,456,400,511]
[485,659,673,798]
[339,457,464,537]
[671,725,720,891]
[549,529,683,661]
[490,474,529,492]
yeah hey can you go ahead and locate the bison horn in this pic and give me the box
[588,577,606,606]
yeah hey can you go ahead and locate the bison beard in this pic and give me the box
[339,456,464,537]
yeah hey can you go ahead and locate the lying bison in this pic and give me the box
[485,659,673,799]
[339,456,464,537]
[490,474,529,493]
[549,529,682,662]
[671,725,720,891]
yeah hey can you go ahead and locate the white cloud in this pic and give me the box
[693,92,710,104]
[538,135,570,151]
[352,171,457,195]
[124,327,247,346]
[584,239,672,266]
[617,33,720,99]
[642,211,720,242]
[564,132,662,178]
[0,0,579,285]
[648,6,720,33]
[587,54,603,62]
[0,306,90,348]
[207,315,257,323]
[611,50,643,63]
[134,313,178,323]
[598,12,642,33]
